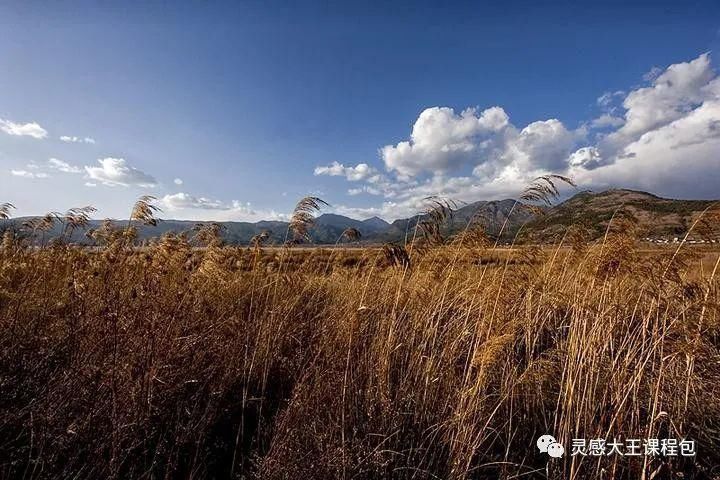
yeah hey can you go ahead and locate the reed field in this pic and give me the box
[1,188,719,480]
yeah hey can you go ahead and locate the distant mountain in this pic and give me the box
[361,216,391,231]
[3,189,717,246]
[306,213,384,243]
[314,214,389,233]
[5,218,293,246]
[374,199,535,243]
[4,214,385,246]
[523,189,718,241]
[315,214,362,230]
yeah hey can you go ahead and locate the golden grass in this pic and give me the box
[0,231,718,479]
[0,190,719,479]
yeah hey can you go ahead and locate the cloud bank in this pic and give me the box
[315,52,720,220]
[161,192,288,222]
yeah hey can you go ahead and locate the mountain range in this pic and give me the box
[4,189,718,245]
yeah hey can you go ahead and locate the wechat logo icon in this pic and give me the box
[537,434,564,458]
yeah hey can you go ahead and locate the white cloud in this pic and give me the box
[11,169,49,179]
[377,106,582,186]
[11,170,33,178]
[0,119,47,139]
[334,172,530,221]
[8,159,80,180]
[348,185,382,196]
[60,135,96,144]
[573,97,720,198]
[160,192,287,222]
[161,193,229,210]
[318,53,720,218]
[48,158,82,173]
[510,119,577,171]
[85,182,97,187]
[313,162,344,176]
[590,114,625,129]
[332,202,398,220]
[597,53,717,163]
[173,178,183,185]
[84,158,157,187]
[568,147,601,168]
[380,106,511,178]
[314,162,377,181]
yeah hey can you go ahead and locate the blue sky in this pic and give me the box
[2,0,720,221]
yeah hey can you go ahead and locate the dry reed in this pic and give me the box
[0,194,718,480]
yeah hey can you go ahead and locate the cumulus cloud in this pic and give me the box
[0,119,47,139]
[60,135,96,144]
[595,53,717,162]
[568,147,601,168]
[380,106,511,178]
[174,178,183,185]
[312,109,570,220]
[314,162,377,181]
[317,52,720,219]
[510,119,578,171]
[333,172,532,221]
[84,158,157,187]
[48,158,82,173]
[574,95,720,199]
[377,106,584,186]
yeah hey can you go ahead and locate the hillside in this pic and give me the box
[523,189,717,241]
[372,199,535,243]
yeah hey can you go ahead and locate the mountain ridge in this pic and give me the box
[3,189,717,245]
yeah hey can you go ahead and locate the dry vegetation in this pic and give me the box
[1,188,720,480]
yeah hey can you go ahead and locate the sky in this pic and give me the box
[1,0,720,222]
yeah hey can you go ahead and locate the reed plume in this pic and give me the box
[520,174,576,214]
[193,222,226,247]
[130,195,162,226]
[415,196,457,246]
[0,187,718,480]
[250,229,272,249]
[61,206,97,241]
[338,227,361,243]
[0,202,14,220]
[288,196,329,243]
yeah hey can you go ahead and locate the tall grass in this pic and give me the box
[0,199,718,479]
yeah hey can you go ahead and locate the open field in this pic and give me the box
[1,224,720,479]
[3,3,720,478]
